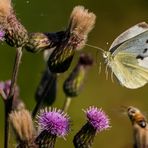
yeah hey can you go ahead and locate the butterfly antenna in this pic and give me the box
[85,44,104,53]
[111,71,114,83]
[105,65,109,80]
[99,62,102,75]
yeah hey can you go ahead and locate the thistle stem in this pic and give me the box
[62,97,72,112]
[4,47,23,148]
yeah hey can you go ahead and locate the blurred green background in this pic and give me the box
[0,0,148,147]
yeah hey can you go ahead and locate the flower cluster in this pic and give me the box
[0,1,113,148]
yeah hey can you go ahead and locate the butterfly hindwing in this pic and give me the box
[108,30,148,89]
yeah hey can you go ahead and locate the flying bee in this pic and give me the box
[126,106,148,148]
[127,106,147,128]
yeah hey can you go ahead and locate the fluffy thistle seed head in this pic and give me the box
[47,6,96,73]
[9,109,35,142]
[69,5,96,49]
[0,0,12,24]
[36,107,70,137]
[85,106,110,132]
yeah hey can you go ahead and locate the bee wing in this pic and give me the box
[133,124,148,148]
[109,22,148,50]
[109,31,148,89]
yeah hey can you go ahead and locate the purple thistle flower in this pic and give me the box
[37,108,70,137]
[73,106,110,148]
[0,80,11,98]
[0,80,20,102]
[85,106,110,132]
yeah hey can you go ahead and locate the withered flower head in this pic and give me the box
[69,6,96,49]
[9,109,35,145]
[0,0,12,25]
[48,6,96,73]
[0,0,29,47]
[4,9,28,48]
[63,53,93,97]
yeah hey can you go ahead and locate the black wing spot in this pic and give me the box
[146,39,148,43]
[143,48,148,53]
[136,55,144,60]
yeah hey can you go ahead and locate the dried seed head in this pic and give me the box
[69,5,96,49]
[12,98,25,111]
[0,0,12,24]
[47,6,96,73]
[9,109,35,142]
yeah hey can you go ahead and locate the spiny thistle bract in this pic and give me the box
[35,107,70,148]
[47,6,96,73]
[63,53,93,97]
[73,106,110,148]
[25,31,65,53]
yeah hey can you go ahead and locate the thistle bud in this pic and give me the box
[35,107,70,148]
[73,106,110,148]
[25,31,65,53]
[48,6,96,73]
[63,53,93,97]
[0,80,19,100]
[9,109,36,147]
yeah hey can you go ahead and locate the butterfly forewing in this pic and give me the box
[109,30,148,89]
[109,22,148,50]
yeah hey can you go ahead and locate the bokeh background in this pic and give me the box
[0,0,148,147]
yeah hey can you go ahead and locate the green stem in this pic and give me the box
[62,97,72,112]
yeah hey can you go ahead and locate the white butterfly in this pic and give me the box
[90,22,148,89]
